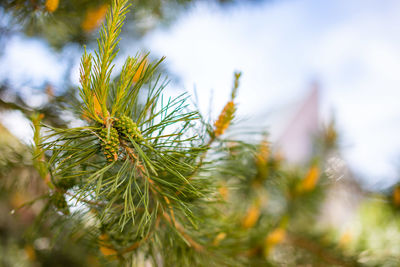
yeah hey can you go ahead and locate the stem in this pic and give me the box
[287,233,357,267]
[162,212,204,252]
[121,140,178,231]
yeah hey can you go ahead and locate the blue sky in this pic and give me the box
[144,0,400,188]
[1,0,400,188]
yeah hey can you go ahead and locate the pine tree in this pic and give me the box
[1,1,400,266]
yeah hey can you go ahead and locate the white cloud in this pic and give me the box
[0,35,66,87]
[145,0,400,187]
[0,110,33,145]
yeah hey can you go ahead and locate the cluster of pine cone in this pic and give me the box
[98,115,142,162]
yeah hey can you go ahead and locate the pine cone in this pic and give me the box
[55,177,76,190]
[98,127,119,162]
[114,115,142,140]
[51,192,70,215]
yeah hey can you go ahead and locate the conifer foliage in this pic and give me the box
[2,0,398,266]
[28,1,361,265]
[35,0,212,262]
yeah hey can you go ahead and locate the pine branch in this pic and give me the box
[94,0,129,118]
[163,212,204,252]
[33,2,214,259]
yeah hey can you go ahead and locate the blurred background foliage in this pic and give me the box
[2,0,241,49]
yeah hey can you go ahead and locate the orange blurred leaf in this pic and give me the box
[298,165,320,193]
[213,232,227,246]
[82,5,109,32]
[393,185,400,206]
[242,201,261,229]
[45,0,59,13]
[264,228,286,256]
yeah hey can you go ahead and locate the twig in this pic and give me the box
[120,215,161,254]
[121,141,200,252]
[287,233,357,267]
[162,212,204,252]
[122,140,178,231]
[12,194,49,212]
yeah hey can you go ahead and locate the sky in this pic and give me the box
[143,0,400,188]
[1,0,400,189]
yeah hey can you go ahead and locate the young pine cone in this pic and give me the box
[114,115,142,140]
[98,127,119,162]
[51,192,69,215]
